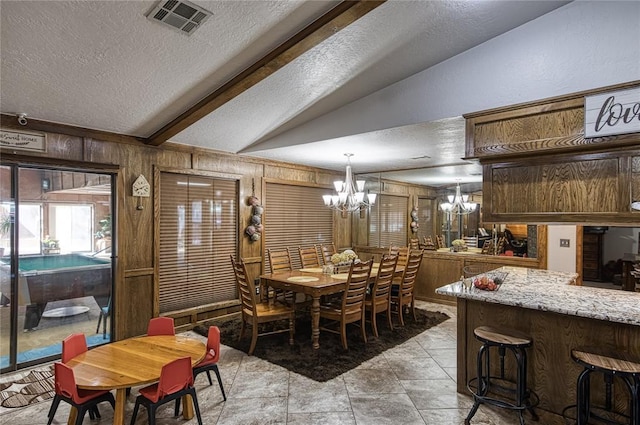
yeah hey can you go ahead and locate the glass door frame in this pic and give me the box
[0,161,117,373]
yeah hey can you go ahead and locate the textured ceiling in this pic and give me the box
[0,0,571,186]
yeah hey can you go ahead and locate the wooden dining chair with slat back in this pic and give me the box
[231,255,295,355]
[298,246,321,268]
[391,249,424,326]
[364,254,398,337]
[319,259,373,350]
[320,243,336,266]
[266,248,295,305]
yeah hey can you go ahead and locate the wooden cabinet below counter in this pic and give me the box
[415,251,541,305]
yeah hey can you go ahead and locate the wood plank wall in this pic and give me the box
[0,120,436,338]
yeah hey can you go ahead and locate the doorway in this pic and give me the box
[0,164,115,372]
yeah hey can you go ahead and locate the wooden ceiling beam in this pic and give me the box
[145,0,386,146]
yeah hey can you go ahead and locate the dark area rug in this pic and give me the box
[194,308,449,382]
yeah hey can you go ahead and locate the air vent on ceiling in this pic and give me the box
[146,0,212,35]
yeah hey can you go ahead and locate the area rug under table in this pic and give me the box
[195,308,449,382]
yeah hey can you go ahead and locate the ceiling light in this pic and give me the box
[323,154,376,213]
[440,181,477,215]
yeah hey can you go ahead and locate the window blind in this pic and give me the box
[159,173,237,313]
[369,194,408,248]
[264,183,333,270]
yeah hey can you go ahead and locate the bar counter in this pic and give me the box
[436,267,640,418]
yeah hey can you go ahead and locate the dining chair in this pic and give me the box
[48,333,102,421]
[364,254,398,337]
[319,259,373,350]
[266,248,295,304]
[298,246,321,268]
[391,249,424,326]
[129,356,203,425]
[320,243,337,265]
[192,325,226,401]
[47,362,115,425]
[409,237,420,250]
[95,295,111,339]
[231,255,295,355]
[147,316,175,336]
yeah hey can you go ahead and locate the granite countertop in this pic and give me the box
[435,266,640,326]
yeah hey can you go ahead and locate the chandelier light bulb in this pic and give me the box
[323,154,376,213]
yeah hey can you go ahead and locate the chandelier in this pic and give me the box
[323,154,376,213]
[440,181,477,214]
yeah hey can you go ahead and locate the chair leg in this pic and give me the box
[174,398,181,417]
[341,321,348,350]
[74,406,88,425]
[411,299,416,321]
[398,303,405,326]
[148,403,157,425]
[129,399,141,425]
[96,314,102,333]
[212,365,227,401]
[205,370,213,385]
[239,319,246,341]
[386,307,393,331]
[249,324,258,355]
[289,316,294,345]
[371,308,379,338]
[360,314,367,344]
[190,388,204,425]
[46,395,61,425]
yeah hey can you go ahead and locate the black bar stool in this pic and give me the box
[570,349,640,425]
[465,326,539,425]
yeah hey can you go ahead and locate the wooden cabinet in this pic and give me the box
[464,81,640,225]
[582,232,603,281]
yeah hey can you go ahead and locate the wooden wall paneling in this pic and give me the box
[156,149,193,170]
[632,155,640,204]
[117,274,154,339]
[416,255,464,305]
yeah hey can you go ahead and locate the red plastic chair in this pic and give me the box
[192,326,226,400]
[49,333,102,421]
[61,333,88,363]
[129,357,203,425]
[147,317,175,336]
[47,362,115,425]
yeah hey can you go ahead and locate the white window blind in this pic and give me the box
[159,173,237,313]
[265,183,333,270]
[369,194,408,248]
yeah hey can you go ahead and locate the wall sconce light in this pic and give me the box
[41,178,50,192]
[132,174,150,210]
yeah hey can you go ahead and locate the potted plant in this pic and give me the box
[0,213,11,257]
[95,214,112,252]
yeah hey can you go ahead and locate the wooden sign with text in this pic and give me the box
[0,128,46,152]
[585,86,640,138]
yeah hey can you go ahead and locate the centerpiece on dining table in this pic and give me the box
[328,249,359,273]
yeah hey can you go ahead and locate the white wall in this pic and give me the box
[547,225,577,274]
[268,0,640,147]
[603,227,640,263]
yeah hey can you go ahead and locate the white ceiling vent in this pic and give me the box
[146,0,212,35]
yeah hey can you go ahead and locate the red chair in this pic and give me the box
[49,333,102,421]
[147,317,175,336]
[61,333,87,363]
[129,357,203,425]
[47,362,115,425]
[192,326,226,400]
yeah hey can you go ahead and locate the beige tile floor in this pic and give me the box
[0,301,568,424]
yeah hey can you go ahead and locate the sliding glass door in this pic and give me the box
[0,164,114,371]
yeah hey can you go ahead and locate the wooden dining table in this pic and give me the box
[259,263,403,350]
[65,334,206,425]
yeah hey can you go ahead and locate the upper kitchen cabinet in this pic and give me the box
[464,81,640,224]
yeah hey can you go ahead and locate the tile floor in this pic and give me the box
[0,301,567,424]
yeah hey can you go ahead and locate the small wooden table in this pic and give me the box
[66,335,206,425]
[260,264,403,350]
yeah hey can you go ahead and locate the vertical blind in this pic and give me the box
[159,173,237,313]
[264,183,333,270]
[369,194,408,248]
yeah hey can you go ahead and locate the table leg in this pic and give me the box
[311,295,321,349]
[182,394,194,419]
[113,388,127,425]
[67,407,78,425]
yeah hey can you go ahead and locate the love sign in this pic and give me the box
[584,86,640,138]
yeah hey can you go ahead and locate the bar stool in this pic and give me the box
[571,349,640,425]
[465,326,539,425]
